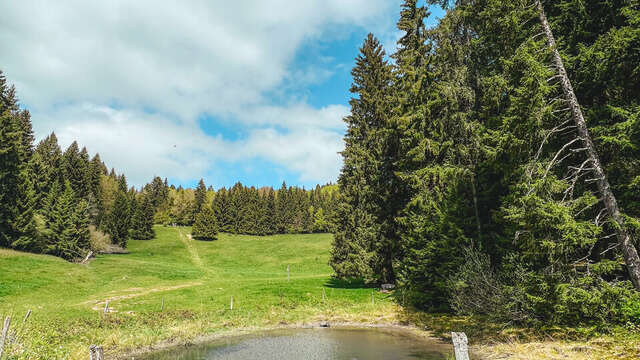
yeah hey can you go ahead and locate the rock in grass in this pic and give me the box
[381,283,395,291]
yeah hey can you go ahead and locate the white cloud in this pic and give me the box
[0,0,400,186]
[43,102,348,186]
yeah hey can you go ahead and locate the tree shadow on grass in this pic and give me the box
[324,277,373,289]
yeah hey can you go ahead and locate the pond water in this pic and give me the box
[140,328,452,360]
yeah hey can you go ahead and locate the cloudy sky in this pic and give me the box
[0,1,443,188]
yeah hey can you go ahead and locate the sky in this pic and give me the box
[0,1,444,189]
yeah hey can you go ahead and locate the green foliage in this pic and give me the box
[331,33,397,284]
[192,178,207,216]
[205,181,334,236]
[108,188,130,248]
[131,194,155,240]
[62,142,90,199]
[330,0,640,328]
[192,206,218,241]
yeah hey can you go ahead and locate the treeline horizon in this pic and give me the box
[0,70,338,260]
[150,177,338,236]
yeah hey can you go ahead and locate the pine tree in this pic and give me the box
[35,132,63,186]
[264,188,276,235]
[62,141,90,199]
[0,73,37,249]
[275,181,290,233]
[192,206,218,241]
[108,188,130,248]
[88,154,106,224]
[71,199,91,254]
[192,178,207,221]
[212,187,233,233]
[147,176,169,210]
[44,182,79,259]
[131,194,155,240]
[10,168,40,252]
[330,33,395,283]
[0,109,23,247]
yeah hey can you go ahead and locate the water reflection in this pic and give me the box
[141,328,450,360]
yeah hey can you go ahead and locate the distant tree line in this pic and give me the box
[150,178,338,236]
[332,0,640,327]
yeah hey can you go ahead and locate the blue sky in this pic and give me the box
[0,1,444,189]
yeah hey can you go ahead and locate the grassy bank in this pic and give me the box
[2,226,639,359]
[0,227,396,359]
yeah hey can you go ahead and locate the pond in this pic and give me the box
[140,328,453,360]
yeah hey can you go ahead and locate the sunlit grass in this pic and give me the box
[2,226,639,359]
[0,227,395,359]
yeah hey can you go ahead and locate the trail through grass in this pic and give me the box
[0,227,396,359]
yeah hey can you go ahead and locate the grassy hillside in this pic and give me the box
[0,227,396,359]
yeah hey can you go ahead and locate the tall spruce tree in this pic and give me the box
[330,33,395,283]
[0,108,24,247]
[131,194,155,240]
[108,176,130,248]
[193,178,207,218]
[35,132,63,186]
[62,141,90,200]
[0,71,37,249]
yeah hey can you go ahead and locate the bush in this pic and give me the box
[449,247,640,328]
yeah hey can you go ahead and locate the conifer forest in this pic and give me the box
[1,0,640,358]
[331,0,640,327]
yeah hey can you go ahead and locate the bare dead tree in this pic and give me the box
[536,0,640,290]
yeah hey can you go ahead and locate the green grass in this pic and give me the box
[0,227,396,359]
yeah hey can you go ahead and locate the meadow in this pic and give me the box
[2,226,640,360]
[0,227,397,359]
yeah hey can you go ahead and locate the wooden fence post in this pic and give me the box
[23,310,32,323]
[89,345,104,360]
[103,301,109,314]
[230,296,233,310]
[0,316,12,359]
[81,251,93,264]
[451,332,470,360]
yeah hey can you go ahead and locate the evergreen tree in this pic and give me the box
[212,187,230,232]
[35,132,63,186]
[330,33,395,283]
[43,181,89,260]
[0,109,24,247]
[192,178,207,220]
[62,141,90,199]
[264,188,276,235]
[131,194,155,240]
[108,188,130,248]
[147,176,169,210]
[0,73,36,249]
[88,154,106,224]
[192,205,218,241]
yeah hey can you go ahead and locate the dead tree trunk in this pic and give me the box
[537,0,640,290]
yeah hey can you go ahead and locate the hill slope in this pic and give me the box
[0,227,395,359]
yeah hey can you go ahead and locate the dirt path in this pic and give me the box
[80,282,204,311]
[178,229,207,271]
